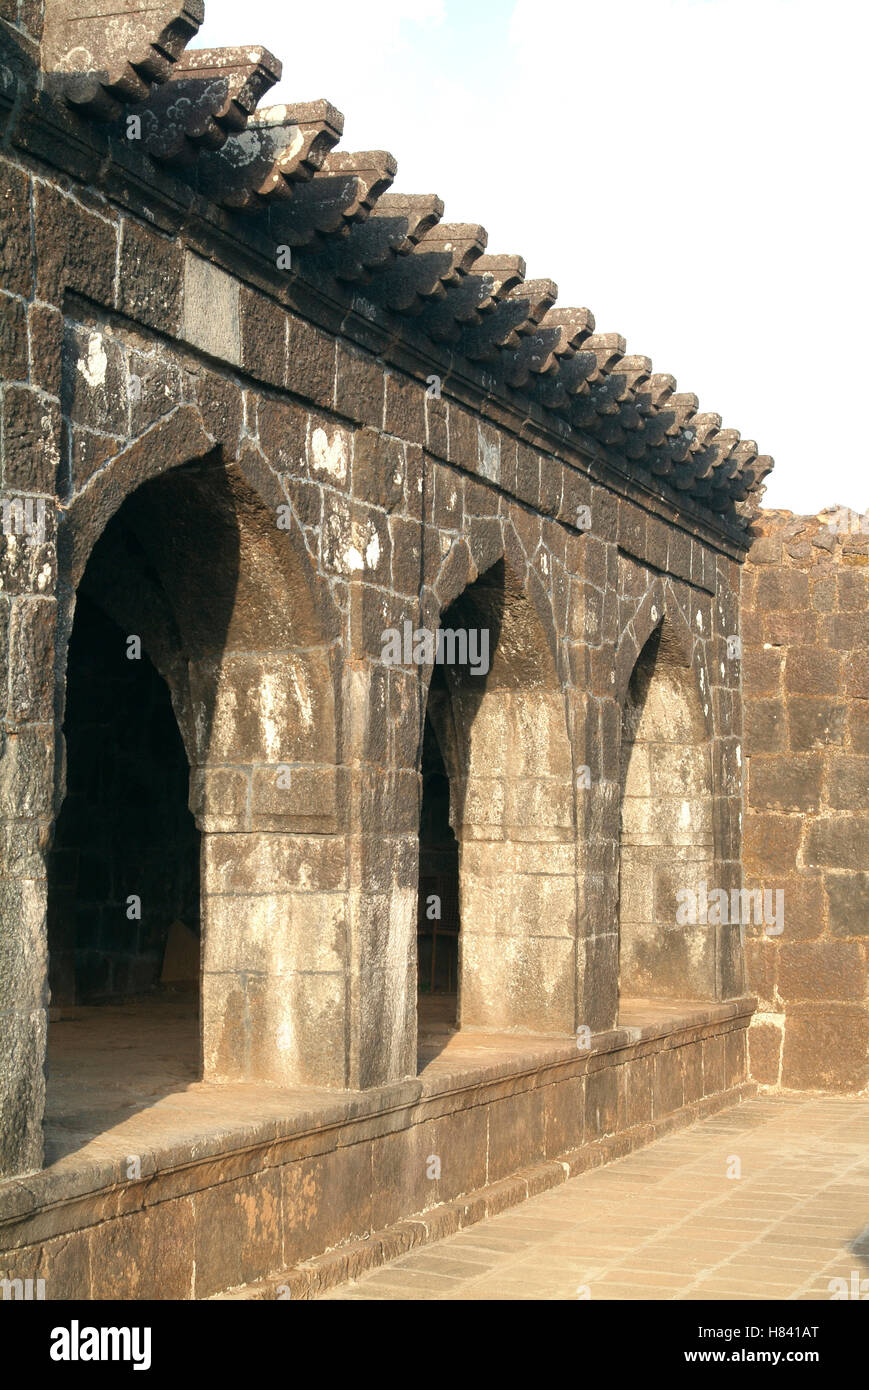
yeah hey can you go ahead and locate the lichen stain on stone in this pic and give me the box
[259,673,282,760]
[285,1170,320,1229]
[77,332,107,389]
[289,664,315,731]
[341,521,381,575]
[310,426,348,482]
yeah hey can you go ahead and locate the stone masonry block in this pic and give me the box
[181,254,241,365]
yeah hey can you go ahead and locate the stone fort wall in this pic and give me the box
[743,509,869,1094]
[0,2,864,1223]
[0,0,763,1184]
[0,0,864,1300]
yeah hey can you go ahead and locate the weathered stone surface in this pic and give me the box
[748,754,822,812]
[0,1231,89,1300]
[805,817,869,869]
[334,341,384,428]
[755,568,810,610]
[41,0,204,118]
[384,372,426,441]
[7,17,864,1241]
[742,644,782,695]
[62,323,127,435]
[743,697,786,753]
[193,1172,280,1298]
[240,286,286,386]
[27,302,63,395]
[486,1089,547,1181]
[118,220,184,334]
[702,1033,726,1094]
[743,814,802,876]
[0,1007,46,1177]
[654,1047,684,1116]
[0,295,27,381]
[747,1020,782,1085]
[1,386,61,491]
[585,1066,620,1139]
[743,509,869,1093]
[33,183,117,304]
[281,1142,374,1265]
[788,697,847,751]
[826,755,869,811]
[826,872,869,937]
[783,645,840,695]
[781,1005,869,1092]
[191,369,243,445]
[0,164,32,297]
[8,598,54,721]
[353,429,404,509]
[92,1197,196,1299]
[778,941,864,1001]
[181,254,241,364]
[286,314,335,408]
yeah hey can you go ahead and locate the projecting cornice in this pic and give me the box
[26,0,774,529]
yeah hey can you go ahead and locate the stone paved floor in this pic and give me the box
[320,1095,869,1300]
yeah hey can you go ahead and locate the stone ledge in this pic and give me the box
[0,996,755,1233]
[0,1000,756,1298]
[215,1080,757,1300]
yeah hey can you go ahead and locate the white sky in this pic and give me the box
[196,0,867,515]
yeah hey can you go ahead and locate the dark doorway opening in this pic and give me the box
[48,592,200,1008]
[417,695,460,1029]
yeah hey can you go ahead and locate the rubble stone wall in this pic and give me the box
[743,509,869,1094]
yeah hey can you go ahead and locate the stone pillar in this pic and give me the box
[574,688,620,1035]
[193,646,351,1088]
[199,820,350,1089]
[742,508,869,1092]
[0,518,56,1178]
[0,154,58,1175]
[341,641,418,1091]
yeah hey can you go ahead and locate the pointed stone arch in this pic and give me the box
[617,612,716,1002]
[615,579,694,697]
[51,428,346,1089]
[421,554,577,1035]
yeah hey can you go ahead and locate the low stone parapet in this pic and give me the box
[0,998,755,1299]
